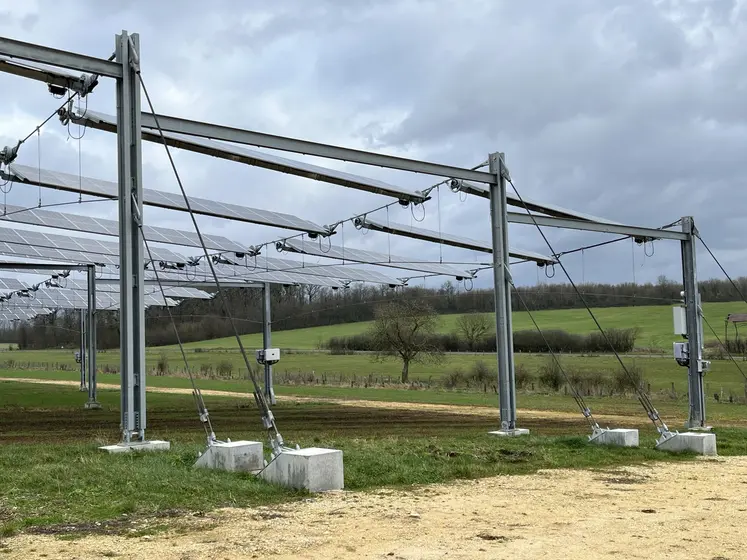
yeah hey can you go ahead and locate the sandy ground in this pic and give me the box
[2,456,746,559]
[0,376,645,425]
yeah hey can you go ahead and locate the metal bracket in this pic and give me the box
[0,141,20,166]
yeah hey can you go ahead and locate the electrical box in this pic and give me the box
[673,306,687,336]
[673,341,689,367]
[256,348,280,365]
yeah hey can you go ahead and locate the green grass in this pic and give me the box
[3,381,746,536]
[3,346,747,402]
[155,300,747,351]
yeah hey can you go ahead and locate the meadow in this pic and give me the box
[2,302,747,537]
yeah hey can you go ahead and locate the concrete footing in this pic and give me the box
[194,441,264,473]
[99,440,171,454]
[589,428,639,448]
[488,428,530,437]
[260,447,344,492]
[84,401,102,410]
[656,432,717,456]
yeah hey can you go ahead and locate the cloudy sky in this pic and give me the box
[0,0,745,293]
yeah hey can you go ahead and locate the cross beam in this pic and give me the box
[0,36,121,78]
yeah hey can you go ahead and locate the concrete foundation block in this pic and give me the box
[656,432,717,456]
[589,428,639,448]
[260,447,344,492]
[194,441,264,473]
[488,428,530,437]
[84,401,102,410]
[99,440,171,454]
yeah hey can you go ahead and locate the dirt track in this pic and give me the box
[3,456,746,559]
[0,376,646,426]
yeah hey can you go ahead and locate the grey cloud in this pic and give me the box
[0,0,744,291]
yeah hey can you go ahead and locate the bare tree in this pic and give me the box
[304,284,322,304]
[456,313,492,351]
[369,299,443,383]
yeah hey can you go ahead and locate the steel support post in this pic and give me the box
[116,31,146,442]
[681,216,707,429]
[85,264,100,409]
[79,308,87,391]
[500,156,517,425]
[488,152,522,434]
[262,283,276,405]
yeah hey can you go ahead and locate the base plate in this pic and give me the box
[488,428,530,437]
[99,440,171,454]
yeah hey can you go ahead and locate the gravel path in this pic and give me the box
[3,456,745,559]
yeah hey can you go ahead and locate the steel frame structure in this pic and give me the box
[0,32,708,448]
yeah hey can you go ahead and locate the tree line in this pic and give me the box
[2,274,745,350]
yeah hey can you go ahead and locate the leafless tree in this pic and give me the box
[369,299,443,383]
[456,313,492,351]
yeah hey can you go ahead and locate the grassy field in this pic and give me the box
[2,302,747,536]
[2,380,747,536]
[162,301,747,351]
[3,345,747,399]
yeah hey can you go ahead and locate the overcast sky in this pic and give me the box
[0,0,745,293]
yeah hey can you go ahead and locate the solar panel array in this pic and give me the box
[72,108,428,203]
[6,164,328,235]
[0,204,246,253]
[355,217,557,265]
[278,238,475,278]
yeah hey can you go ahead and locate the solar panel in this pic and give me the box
[0,204,246,253]
[5,164,329,236]
[0,241,120,266]
[54,277,212,300]
[355,216,557,265]
[250,256,400,285]
[14,288,178,310]
[0,224,186,263]
[70,108,428,203]
[169,266,347,288]
[185,256,401,285]
[0,277,28,291]
[277,238,475,279]
[0,306,44,319]
[448,179,620,224]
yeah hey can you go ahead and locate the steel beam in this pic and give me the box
[354,216,556,265]
[489,153,518,431]
[116,31,146,442]
[506,212,688,241]
[0,262,89,271]
[85,264,100,409]
[122,112,492,183]
[262,283,276,405]
[0,55,97,95]
[0,36,121,78]
[681,216,706,428]
[79,309,86,392]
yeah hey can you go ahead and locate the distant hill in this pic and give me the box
[5,276,747,350]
